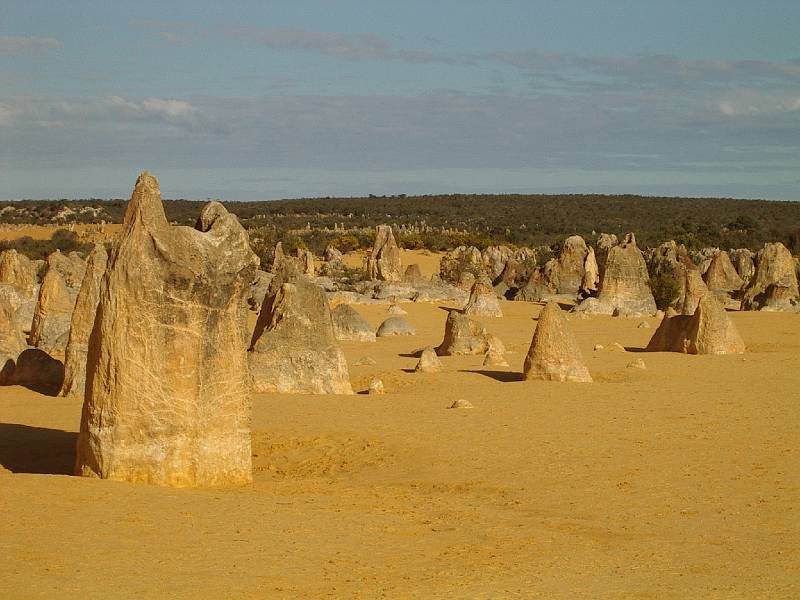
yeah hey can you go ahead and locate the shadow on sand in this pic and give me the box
[0,423,76,475]
[459,369,524,383]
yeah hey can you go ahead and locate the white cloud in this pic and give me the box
[0,104,12,125]
[718,93,800,116]
[0,36,62,54]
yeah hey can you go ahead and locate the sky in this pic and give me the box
[1,1,800,201]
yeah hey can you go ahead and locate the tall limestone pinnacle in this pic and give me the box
[75,172,259,487]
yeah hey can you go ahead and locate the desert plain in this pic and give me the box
[1,247,798,599]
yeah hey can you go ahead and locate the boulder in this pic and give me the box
[741,242,799,311]
[331,304,376,342]
[523,301,592,382]
[552,235,589,295]
[646,293,745,355]
[249,263,353,394]
[704,251,744,293]
[376,316,416,337]
[59,244,108,397]
[367,225,403,282]
[28,266,73,357]
[75,172,258,487]
[436,310,498,356]
[463,277,503,317]
[415,347,442,373]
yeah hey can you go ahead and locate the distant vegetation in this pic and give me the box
[2,193,800,254]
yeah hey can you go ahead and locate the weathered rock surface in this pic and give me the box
[376,316,416,337]
[552,235,589,295]
[581,247,599,293]
[0,298,27,384]
[59,244,108,397]
[463,277,503,317]
[250,263,353,395]
[0,249,37,298]
[331,304,376,342]
[76,172,258,487]
[576,233,656,316]
[47,250,87,289]
[415,346,442,373]
[730,248,755,284]
[704,251,744,293]
[436,310,499,356]
[646,293,745,354]
[741,242,799,311]
[523,301,592,382]
[247,269,274,311]
[28,266,73,356]
[367,225,403,282]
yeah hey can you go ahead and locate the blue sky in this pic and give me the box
[2,1,799,200]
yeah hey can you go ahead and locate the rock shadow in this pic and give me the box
[459,369,524,382]
[0,423,76,475]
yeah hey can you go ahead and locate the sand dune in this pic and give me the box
[1,287,798,598]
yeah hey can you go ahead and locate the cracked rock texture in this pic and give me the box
[76,172,258,487]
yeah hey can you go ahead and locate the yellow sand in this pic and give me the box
[1,254,799,598]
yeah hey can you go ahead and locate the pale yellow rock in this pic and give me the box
[0,249,37,298]
[415,346,443,373]
[75,172,258,487]
[59,244,108,397]
[250,263,354,395]
[436,310,499,356]
[29,266,73,357]
[703,251,744,293]
[368,377,385,394]
[463,277,502,317]
[367,225,403,282]
[523,301,592,382]
[646,293,745,355]
[449,398,474,409]
[741,242,799,311]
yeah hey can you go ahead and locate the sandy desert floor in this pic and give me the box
[1,252,799,599]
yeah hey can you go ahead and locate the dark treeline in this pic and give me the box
[2,193,800,253]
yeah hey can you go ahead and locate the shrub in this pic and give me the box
[649,271,681,311]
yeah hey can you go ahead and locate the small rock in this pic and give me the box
[448,399,474,409]
[627,358,647,370]
[637,321,650,329]
[354,356,377,366]
[368,377,385,394]
[388,303,407,315]
[611,342,626,352]
[594,344,604,351]
[483,349,509,367]
[415,347,443,373]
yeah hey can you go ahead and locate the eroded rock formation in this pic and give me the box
[331,304,376,342]
[76,172,258,487]
[249,263,353,394]
[59,244,108,397]
[741,242,799,311]
[367,225,403,282]
[523,301,592,382]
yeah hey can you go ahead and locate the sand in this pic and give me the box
[1,253,799,598]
